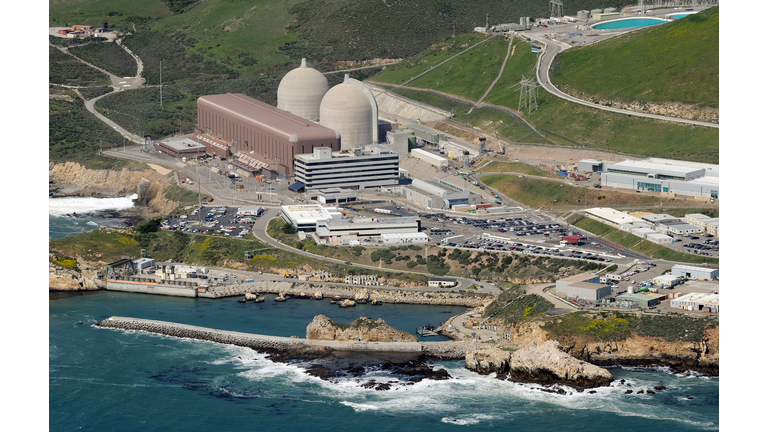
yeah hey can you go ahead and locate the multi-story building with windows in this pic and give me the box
[293,145,399,190]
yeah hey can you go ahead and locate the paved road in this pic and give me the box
[87,95,144,144]
[526,29,719,129]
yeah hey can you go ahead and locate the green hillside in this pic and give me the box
[551,7,719,109]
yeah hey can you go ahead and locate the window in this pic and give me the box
[637,182,661,193]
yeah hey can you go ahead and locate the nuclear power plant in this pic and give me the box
[196,58,396,185]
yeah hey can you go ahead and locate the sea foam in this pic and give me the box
[49,194,138,216]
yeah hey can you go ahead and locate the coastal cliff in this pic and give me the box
[49,162,178,216]
[306,315,418,343]
[498,316,719,376]
[562,328,719,376]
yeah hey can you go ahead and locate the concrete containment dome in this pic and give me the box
[277,58,329,122]
[319,74,378,150]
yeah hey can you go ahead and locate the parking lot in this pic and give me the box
[161,205,266,238]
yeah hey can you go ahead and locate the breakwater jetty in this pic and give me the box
[96,316,486,359]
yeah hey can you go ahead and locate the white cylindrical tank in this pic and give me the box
[320,74,376,150]
[277,58,329,122]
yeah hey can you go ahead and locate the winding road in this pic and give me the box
[527,28,718,129]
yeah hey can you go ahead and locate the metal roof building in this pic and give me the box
[197,93,341,176]
[670,292,719,313]
[556,273,612,302]
[671,265,719,281]
[585,207,644,228]
[600,158,719,201]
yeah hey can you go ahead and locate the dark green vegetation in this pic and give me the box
[551,7,719,109]
[49,227,431,285]
[78,87,114,99]
[93,76,280,137]
[573,217,718,265]
[287,0,627,61]
[68,40,138,77]
[49,88,143,170]
[482,285,554,324]
[49,46,110,87]
[544,311,718,343]
[482,175,678,208]
[269,219,603,281]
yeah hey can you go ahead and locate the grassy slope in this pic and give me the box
[573,217,718,265]
[479,160,561,178]
[375,36,719,163]
[151,0,302,74]
[551,7,719,108]
[481,174,682,208]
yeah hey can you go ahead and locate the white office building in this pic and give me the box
[293,145,399,190]
[315,216,422,244]
[279,204,343,232]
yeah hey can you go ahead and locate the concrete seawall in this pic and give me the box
[96,317,486,359]
[201,281,488,307]
[106,281,199,297]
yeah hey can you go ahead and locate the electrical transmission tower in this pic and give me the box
[518,75,539,114]
[550,0,563,18]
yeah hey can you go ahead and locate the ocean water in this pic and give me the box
[49,195,138,239]
[50,291,719,431]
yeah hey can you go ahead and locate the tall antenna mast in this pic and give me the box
[160,60,163,106]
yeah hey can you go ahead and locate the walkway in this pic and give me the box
[468,37,515,114]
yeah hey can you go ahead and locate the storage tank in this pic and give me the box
[577,10,590,20]
[319,74,378,150]
[520,17,525,26]
[604,7,617,13]
[590,9,603,18]
[277,58,329,122]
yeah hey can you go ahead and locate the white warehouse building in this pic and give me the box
[600,158,719,201]
[670,292,719,313]
[671,265,719,281]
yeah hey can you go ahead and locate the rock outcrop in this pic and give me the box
[562,329,719,376]
[306,315,418,343]
[465,341,613,389]
[49,256,102,291]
